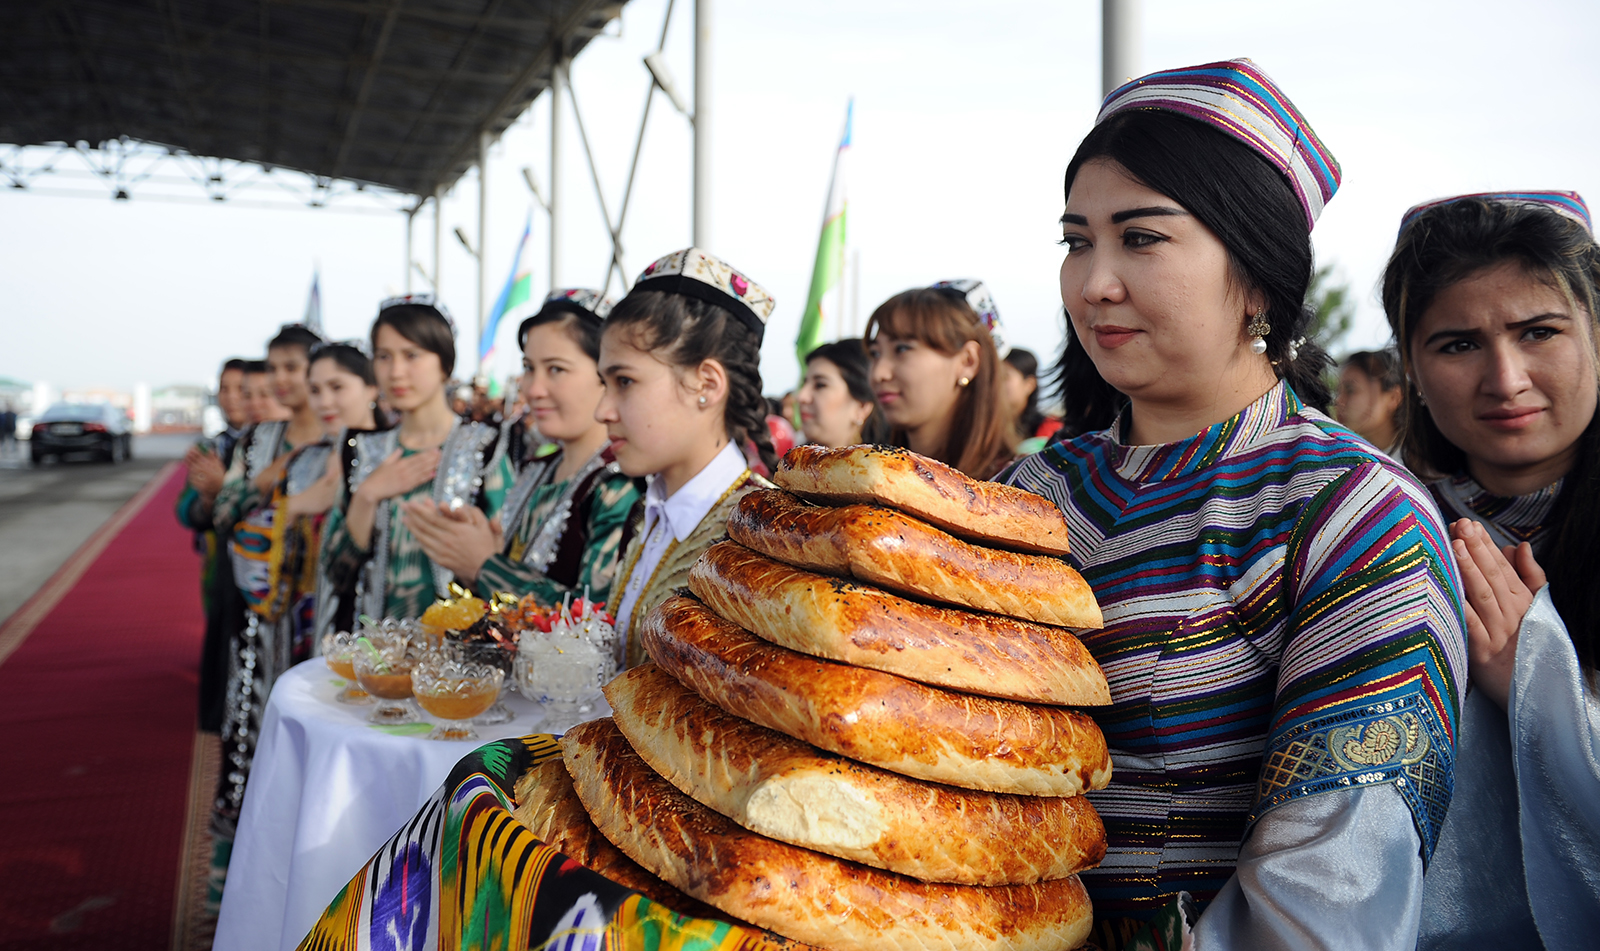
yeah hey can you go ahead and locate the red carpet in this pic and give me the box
[0,464,206,950]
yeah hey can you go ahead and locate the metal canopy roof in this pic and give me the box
[0,0,625,199]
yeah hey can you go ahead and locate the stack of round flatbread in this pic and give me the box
[520,446,1113,951]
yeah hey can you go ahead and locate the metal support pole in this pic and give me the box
[550,56,567,292]
[693,0,711,249]
[477,131,489,376]
[433,186,443,297]
[1101,0,1140,97]
[405,205,415,293]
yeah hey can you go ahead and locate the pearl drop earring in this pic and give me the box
[1247,307,1271,355]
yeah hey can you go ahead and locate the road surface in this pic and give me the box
[0,433,195,625]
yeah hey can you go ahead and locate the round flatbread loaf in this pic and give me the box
[640,595,1112,797]
[727,489,1102,629]
[775,444,1072,555]
[689,541,1110,706]
[605,664,1106,885]
[512,760,722,919]
[513,761,825,951]
[562,718,1095,951]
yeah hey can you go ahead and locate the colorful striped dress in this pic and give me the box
[1003,381,1467,934]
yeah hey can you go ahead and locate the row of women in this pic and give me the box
[190,56,1596,949]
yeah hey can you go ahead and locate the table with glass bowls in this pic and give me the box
[212,657,610,951]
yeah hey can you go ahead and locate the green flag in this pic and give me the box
[796,100,853,369]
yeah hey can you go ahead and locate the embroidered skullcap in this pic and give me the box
[930,279,1009,357]
[540,287,615,322]
[1097,58,1341,231]
[631,248,774,342]
[1398,191,1593,236]
[378,292,454,332]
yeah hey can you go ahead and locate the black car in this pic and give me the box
[30,403,133,464]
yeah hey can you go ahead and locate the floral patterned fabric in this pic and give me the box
[297,735,799,951]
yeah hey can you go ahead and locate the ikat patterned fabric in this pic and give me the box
[296,735,801,951]
[1096,58,1341,230]
[1398,190,1592,236]
[1003,381,1466,918]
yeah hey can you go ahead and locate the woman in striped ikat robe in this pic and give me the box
[1003,59,1467,950]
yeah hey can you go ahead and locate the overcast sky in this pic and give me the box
[4,0,1598,398]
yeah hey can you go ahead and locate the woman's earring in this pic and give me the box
[698,395,707,407]
[1247,307,1271,355]
[957,377,971,388]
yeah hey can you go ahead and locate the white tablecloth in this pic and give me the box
[213,658,573,951]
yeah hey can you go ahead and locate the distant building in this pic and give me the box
[151,384,208,431]
[0,376,27,413]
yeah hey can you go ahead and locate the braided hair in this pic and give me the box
[604,290,777,474]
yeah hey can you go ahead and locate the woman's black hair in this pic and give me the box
[222,357,250,374]
[1003,346,1046,439]
[242,359,268,375]
[605,289,777,473]
[268,323,324,355]
[1382,196,1600,669]
[1340,348,1404,443]
[1055,109,1333,436]
[1342,349,1403,391]
[310,343,377,387]
[518,305,602,364]
[372,303,455,376]
[806,339,890,444]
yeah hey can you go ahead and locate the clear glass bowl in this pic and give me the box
[412,654,505,741]
[320,630,373,705]
[514,625,613,733]
[447,636,519,725]
[351,633,420,724]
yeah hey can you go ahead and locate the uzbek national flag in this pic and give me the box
[795,100,853,369]
[480,212,534,370]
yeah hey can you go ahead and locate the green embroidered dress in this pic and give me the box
[474,447,643,608]
[321,419,512,622]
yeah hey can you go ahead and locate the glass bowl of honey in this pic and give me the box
[320,631,373,705]
[352,632,421,724]
[412,654,504,741]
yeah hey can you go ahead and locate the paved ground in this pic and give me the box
[0,433,195,625]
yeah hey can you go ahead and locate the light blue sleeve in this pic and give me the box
[1193,785,1424,951]
[1417,586,1598,950]
[1506,587,1600,942]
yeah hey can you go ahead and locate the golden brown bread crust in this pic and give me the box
[511,760,724,919]
[775,445,1072,556]
[689,541,1110,706]
[727,489,1103,630]
[563,718,1095,951]
[512,762,827,950]
[605,664,1106,885]
[640,595,1112,796]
